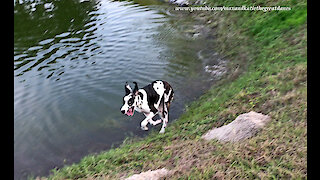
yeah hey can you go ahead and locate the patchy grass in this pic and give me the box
[41,0,307,179]
[164,64,307,179]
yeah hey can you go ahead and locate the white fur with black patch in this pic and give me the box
[120,80,174,133]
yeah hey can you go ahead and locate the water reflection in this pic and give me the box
[14,0,99,78]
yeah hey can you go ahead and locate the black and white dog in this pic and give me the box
[120,80,174,133]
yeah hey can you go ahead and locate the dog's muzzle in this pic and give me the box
[120,107,134,116]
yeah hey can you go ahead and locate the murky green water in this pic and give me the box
[14,0,224,179]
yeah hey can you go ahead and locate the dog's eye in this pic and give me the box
[128,98,134,106]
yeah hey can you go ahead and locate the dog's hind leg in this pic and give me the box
[159,105,169,134]
[150,101,164,126]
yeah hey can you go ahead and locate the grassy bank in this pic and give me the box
[41,0,307,179]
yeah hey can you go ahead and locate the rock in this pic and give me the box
[202,111,271,142]
[124,168,172,180]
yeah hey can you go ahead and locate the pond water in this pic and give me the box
[14,0,224,179]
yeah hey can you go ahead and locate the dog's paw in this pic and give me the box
[141,126,148,131]
[159,129,165,134]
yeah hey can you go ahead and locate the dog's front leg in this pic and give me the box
[143,112,161,126]
[148,114,162,126]
[141,112,156,131]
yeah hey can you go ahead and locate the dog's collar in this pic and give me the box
[135,91,139,96]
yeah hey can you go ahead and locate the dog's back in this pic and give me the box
[140,80,174,112]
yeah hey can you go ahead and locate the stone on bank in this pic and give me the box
[202,111,271,142]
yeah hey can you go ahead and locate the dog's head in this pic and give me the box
[120,82,138,116]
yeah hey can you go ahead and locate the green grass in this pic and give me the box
[39,0,307,179]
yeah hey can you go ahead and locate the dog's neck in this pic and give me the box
[133,91,143,110]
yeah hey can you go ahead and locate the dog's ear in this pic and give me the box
[125,82,132,95]
[133,82,138,94]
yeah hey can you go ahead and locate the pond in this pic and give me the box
[14,0,225,179]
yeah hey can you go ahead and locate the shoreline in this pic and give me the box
[39,0,307,179]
